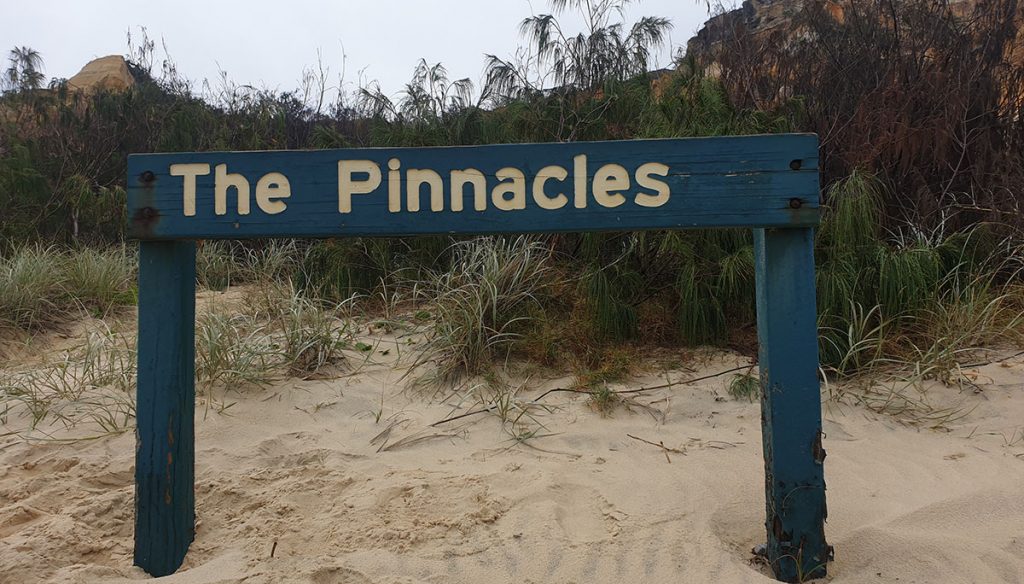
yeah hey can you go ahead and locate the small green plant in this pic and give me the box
[727,372,759,402]
[588,383,621,416]
[466,378,554,443]
[572,347,635,389]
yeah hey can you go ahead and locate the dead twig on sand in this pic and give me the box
[627,433,686,463]
[961,349,1024,369]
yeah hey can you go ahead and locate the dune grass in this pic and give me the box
[0,244,66,330]
[0,326,136,435]
[198,278,356,387]
[408,237,555,388]
[63,246,136,315]
[0,245,136,331]
[196,239,303,292]
[816,173,1023,380]
[276,287,354,377]
[195,308,276,391]
[1,271,360,435]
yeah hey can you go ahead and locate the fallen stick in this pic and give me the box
[627,433,687,463]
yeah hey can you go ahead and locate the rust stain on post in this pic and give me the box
[132,206,161,237]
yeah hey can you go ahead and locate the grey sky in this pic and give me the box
[5,1,712,101]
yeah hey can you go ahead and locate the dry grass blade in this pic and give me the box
[378,428,463,452]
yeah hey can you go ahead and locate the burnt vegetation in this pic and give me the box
[698,0,1024,231]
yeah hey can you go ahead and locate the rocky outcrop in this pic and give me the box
[66,56,134,93]
[686,0,841,60]
[686,0,1004,61]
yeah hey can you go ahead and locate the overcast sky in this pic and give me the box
[4,1,713,101]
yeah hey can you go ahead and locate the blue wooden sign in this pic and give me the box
[128,134,830,582]
[127,135,819,239]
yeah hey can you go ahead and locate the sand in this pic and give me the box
[1,325,1023,583]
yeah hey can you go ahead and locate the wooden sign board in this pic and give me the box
[127,135,830,583]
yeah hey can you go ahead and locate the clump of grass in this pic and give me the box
[278,290,352,377]
[297,239,386,301]
[242,278,296,321]
[0,245,136,331]
[473,378,555,443]
[582,264,638,342]
[410,237,554,388]
[196,241,237,291]
[0,244,66,329]
[820,302,891,377]
[815,172,1023,378]
[572,346,635,389]
[64,245,136,315]
[240,279,356,377]
[570,347,638,416]
[727,372,759,402]
[242,239,302,283]
[821,248,1023,427]
[196,240,305,292]
[828,377,971,430]
[897,271,1024,384]
[78,326,137,394]
[195,308,276,390]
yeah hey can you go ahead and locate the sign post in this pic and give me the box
[134,240,196,576]
[128,134,829,581]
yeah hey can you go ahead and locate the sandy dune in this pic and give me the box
[1,339,1023,583]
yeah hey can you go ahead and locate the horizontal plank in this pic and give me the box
[127,134,820,240]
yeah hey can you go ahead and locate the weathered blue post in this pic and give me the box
[135,240,196,577]
[754,227,830,582]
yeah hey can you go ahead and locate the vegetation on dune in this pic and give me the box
[408,237,556,388]
[0,245,135,329]
[1,0,1024,432]
[709,0,1024,232]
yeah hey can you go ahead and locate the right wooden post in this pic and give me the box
[753,227,830,582]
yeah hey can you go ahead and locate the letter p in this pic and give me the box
[339,160,382,214]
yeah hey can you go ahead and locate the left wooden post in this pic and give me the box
[135,240,196,577]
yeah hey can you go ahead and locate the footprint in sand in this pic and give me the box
[309,565,374,584]
[0,504,46,538]
[539,484,624,542]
